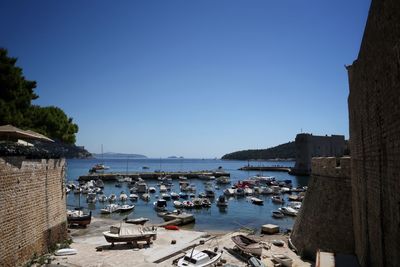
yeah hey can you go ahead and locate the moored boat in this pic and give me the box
[216,195,228,207]
[279,206,298,216]
[124,217,149,225]
[67,209,92,227]
[250,197,263,205]
[100,204,120,214]
[271,195,284,204]
[272,210,285,218]
[117,204,135,213]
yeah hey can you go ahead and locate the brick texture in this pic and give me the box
[0,157,67,267]
[290,157,354,259]
[347,1,400,266]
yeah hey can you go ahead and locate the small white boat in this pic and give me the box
[129,194,138,201]
[272,254,293,267]
[98,194,108,202]
[216,195,228,207]
[54,248,77,256]
[170,192,180,200]
[141,193,151,201]
[159,185,167,192]
[100,204,120,214]
[154,199,167,211]
[271,196,284,204]
[279,207,298,216]
[162,193,171,200]
[174,200,183,208]
[250,197,263,205]
[124,217,149,225]
[117,204,135,213]
[149,187,157,193]
[244,188,253,196]
[177,248,222,267]
[86,192,97,203]
[108,194,117,202]
[224,188,235,196]
[119,192,128,202]
[272,210,285,218]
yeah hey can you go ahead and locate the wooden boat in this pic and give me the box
[231,235,262,256]
[67,210,92,227]
[177,248,222,267]
[248,256,266,267]
[103,224,157,246]
[54,248,77,256]
[124,217,149,225]
[272,254,293,267]
[250,197,263,205]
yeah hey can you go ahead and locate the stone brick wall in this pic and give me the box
[0,157,67,267]
[347,1,400,266]
[290,157,354,259]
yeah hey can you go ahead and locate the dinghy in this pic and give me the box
[54,248,77,256]
[231,234,262,256]
[177,248,222,267]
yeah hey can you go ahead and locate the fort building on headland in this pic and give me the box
[291,0,400,266]
[290,133,346,176]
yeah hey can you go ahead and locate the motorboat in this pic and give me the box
[170,192,180,200]
[174,200,183,208]
[179,192,189,199]
[224,188,235,196]
[216,176,231,184]
[272,210,285,218]
[100,204,120,214]
[154,199,167,211]
[119,192,128,202]
[86,192,97,203]
[129,194,139,201]
[136,182,149,193]
[244,188,253,196]
[250,197,263,205]
[271,196,284,204]
[149,187,157,193]
[216,195,228,207]
[235,188,245,197]
[98,194,108,202]
[202,198,211,208]
[182,201,194,209]
[192,198,203,208]
[162,193,171,200]
[231,234,262,257]
[260,186,273,195]
[141,193,151,201]
[205,188,215,198]
[279,207,298,216]
[94,179,105,188]
[117,204,135,213]
[159,185,167,192]
[177,248,222,267]
[108,193,117,202]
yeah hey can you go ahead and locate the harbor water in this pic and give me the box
[66,158,309,232]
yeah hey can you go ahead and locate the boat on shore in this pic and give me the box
[67,209,92,227]
[124,217,149,225]
[100,204,120,214]
[103,224,157,246]
[177,247,222,267]
[231,234,262,257]
[272,254,293,267]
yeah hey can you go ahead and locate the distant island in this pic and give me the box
[92,152,147,159]
[221,141,296,160]
[167,156,184,159]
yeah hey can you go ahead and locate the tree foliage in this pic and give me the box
[0,48,78,144]
[221,142,296,160]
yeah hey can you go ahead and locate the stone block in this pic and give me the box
[261,224,279,235]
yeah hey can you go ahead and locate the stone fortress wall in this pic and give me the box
[347,0,400,266]
[0,157,67,267]
[291,133,346,175]
[290,157,354,259]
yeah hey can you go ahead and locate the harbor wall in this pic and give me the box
[347,0,400,266]
[290,157,354,259]
[291,134,346,175]
[0,157,67,267]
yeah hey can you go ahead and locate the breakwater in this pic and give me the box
[238,166,291,172]
[78,171,230,181]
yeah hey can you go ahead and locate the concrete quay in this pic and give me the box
[78,171,230,181]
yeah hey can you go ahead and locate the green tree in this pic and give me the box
[0,48,78,144]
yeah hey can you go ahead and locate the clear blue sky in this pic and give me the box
[1,0,371,158]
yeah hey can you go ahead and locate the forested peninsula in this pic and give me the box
[221,141,296,160]
[0,48,90,158]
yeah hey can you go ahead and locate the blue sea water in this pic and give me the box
[66,158,309,232]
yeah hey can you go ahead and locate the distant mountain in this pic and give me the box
[92,152,147,159]
[221,142,296,160]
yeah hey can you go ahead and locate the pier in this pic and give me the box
[239,166,291,172]
[78,171,230,181]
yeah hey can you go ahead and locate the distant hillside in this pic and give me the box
[93,152,147,159]
[221,142,296,160]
